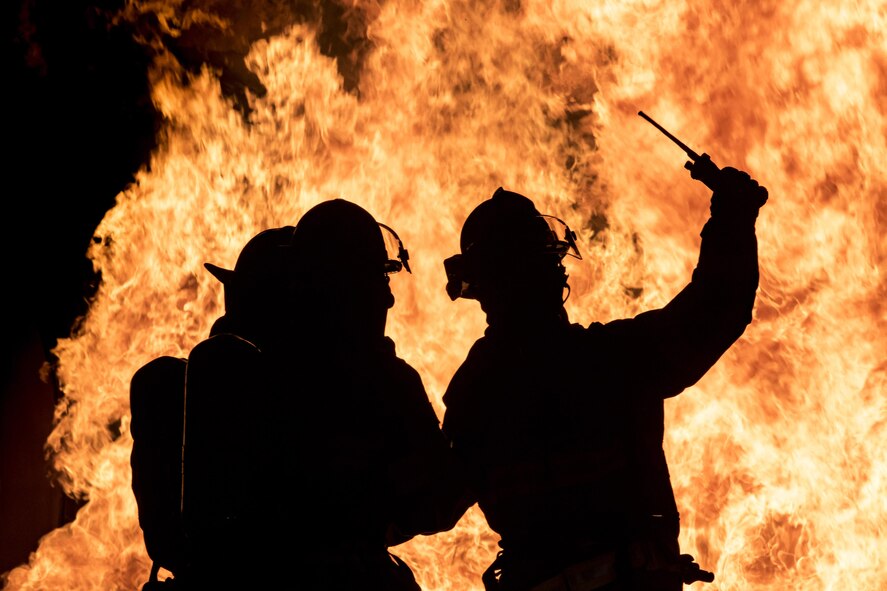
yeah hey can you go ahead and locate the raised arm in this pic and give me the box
[597,167,768,398]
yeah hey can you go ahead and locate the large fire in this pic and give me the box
[4,1,885,590]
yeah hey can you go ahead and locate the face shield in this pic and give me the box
[378,222,412,274]
[539,215,582,260]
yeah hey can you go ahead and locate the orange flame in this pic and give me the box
[4,1,885,590]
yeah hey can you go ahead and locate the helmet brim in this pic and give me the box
[203,262,237,285]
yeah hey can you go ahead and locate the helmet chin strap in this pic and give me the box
[562,282,572,304]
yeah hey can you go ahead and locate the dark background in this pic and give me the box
[1,0,158,576]
[1,0,371,576]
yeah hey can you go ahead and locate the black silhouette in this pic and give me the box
[130,225,300,588]
[441,166,767,591]
[131,200,471,590]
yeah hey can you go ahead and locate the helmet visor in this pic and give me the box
[378,223,412,274]
[539,215,582,260]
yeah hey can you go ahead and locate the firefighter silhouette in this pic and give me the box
[441,168,767,591]
[131,200,471,590]
[130,225,296,588]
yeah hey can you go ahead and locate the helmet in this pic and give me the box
[291,199,409,340]
[203,226,299,337]
[291,199,410,278]
[204,226,297,288]
[444,187,581,300]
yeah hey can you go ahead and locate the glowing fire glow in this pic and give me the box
[4,1,885,590]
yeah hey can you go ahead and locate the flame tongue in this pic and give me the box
[5,1,885,590]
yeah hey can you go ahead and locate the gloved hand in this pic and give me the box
[678,553,715,584]
[709,167,769,223]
